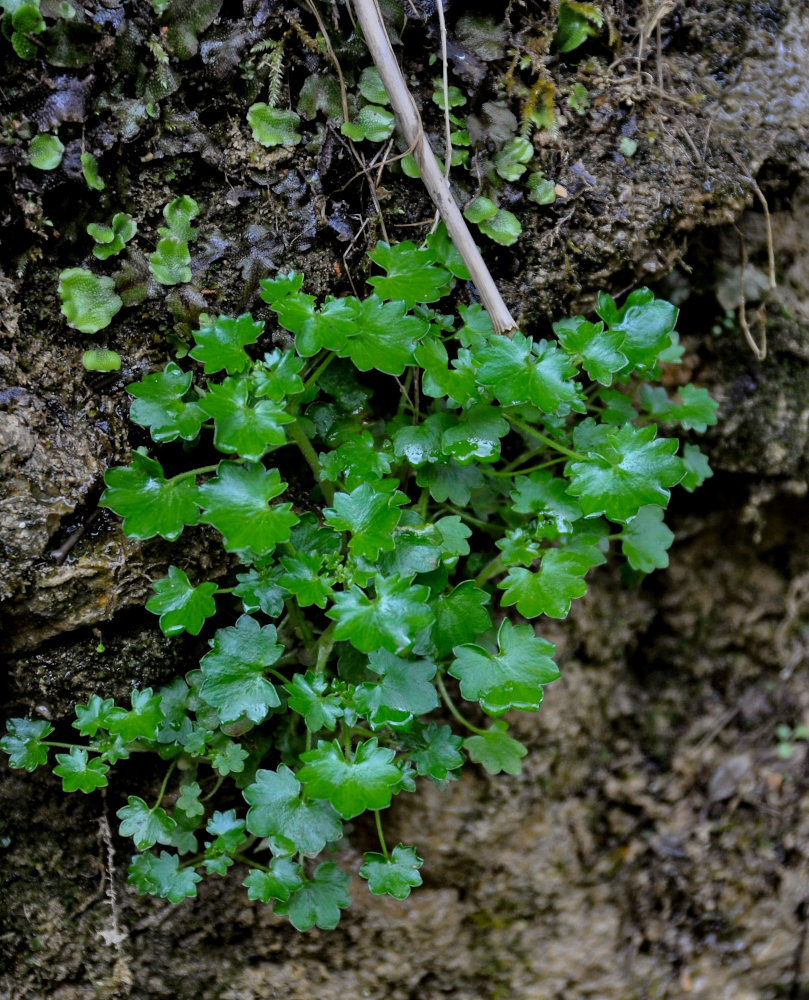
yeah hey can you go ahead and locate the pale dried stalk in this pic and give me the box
[350,0,518,334]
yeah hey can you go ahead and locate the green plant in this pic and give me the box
[1,0,45,59]
[58,268,123,333]
[247,104,302,148]
[341,66,395,143]
[148,195,199,285]
[3,236,716,928]
[463,197,521,247]
[57,195,198,338]
[80,151,105,190]
[527,172,557,205]
[566,82,590,116]
[82,348,122,372]
[775,723,808,760]
[28,132,64,170]
[87,213,137,260]
[554,1,603,54]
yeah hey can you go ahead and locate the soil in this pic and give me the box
[2,2,809,998]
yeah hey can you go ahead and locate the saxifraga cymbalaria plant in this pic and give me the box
[2,231,716,929]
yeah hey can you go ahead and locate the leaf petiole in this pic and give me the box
[233,853,270,872]
[302,352,336,394]
[44,741,101,751]
[314,622,336,674]
[285,598,314,646]
[201,774,225,802]
[171,464,222,482]
[474,555,504,587]
[415,487,429,521]
[374,809,389,861]
[287,420,335,504]
[487,457,559,477]
[507,416,587,462]
[436,674,487,736]
[445,506,496,532]
[153,759,177,812]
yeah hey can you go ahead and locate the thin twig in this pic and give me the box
[360,148,390,242]
[437,0,451,182]
[374,137,396,187]
[656,21,663,92]
[749,177,777,296]
[303,0,349,123]
[342,215,369,296]
[728,149,777,296]
[350,0,517,334]
[305,0,390,240]
[726,150,776,362]
[677,123,703,164]
[429,0,452,234]
[734,225,767,361]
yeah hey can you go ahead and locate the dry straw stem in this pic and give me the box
[350,0,518,335]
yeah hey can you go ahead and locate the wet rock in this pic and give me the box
[0,382,109,605]
[707,752,754,802]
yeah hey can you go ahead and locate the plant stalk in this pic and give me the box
[349,0,518,335]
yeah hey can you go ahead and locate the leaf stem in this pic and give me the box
[153,759,177,811]
[374,809,389,861]
[314,622,336,674]
[171,464,221,482]
[446,506,497,533]
[487,457,559,478]
[285,599,313,647]
[287,419,334,505]
[201,774,225,802]
[234,853,270,873]
[436,674,486,736]
[416,487,429,521]
[303,352,336,394]
[507,416,587,462]
[474,555,504,587]
[398,369,414,415]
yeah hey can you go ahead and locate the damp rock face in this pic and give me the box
[1,1,809,998]
[0,356,110,603]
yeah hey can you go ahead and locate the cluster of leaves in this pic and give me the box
[554,1,603,54]
[58,194,200,335]
[277,7,600,247]
[2,236,716,929]
[235,9,556,248]
[1,0,46,60]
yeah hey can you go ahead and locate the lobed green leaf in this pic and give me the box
[199,615,283,724]
[100,451,199,541]
[197,462,298,555]
[360,844,423,899]
[450,619,559,715]
[146,565,217,636]
[298,738,401,819]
